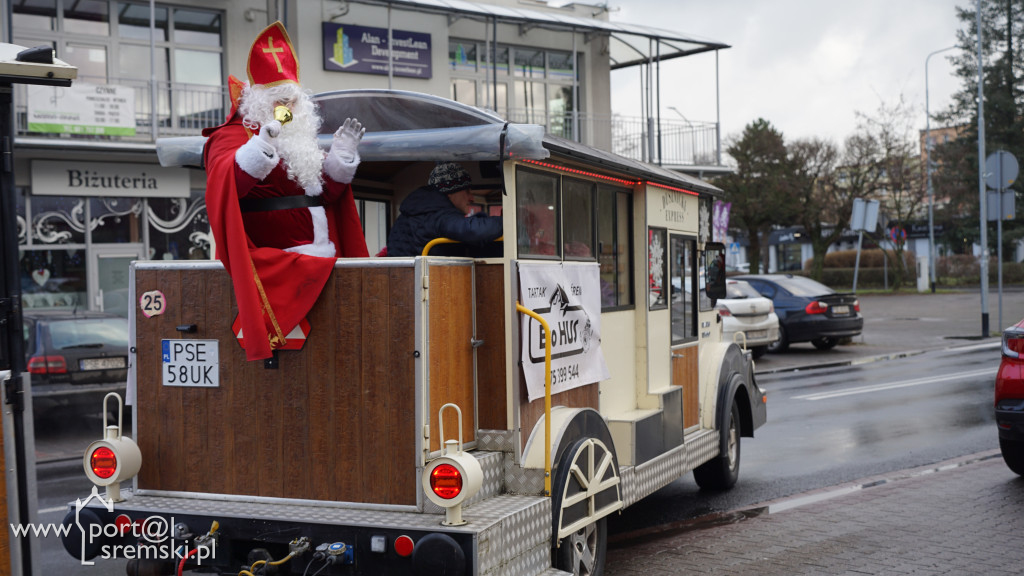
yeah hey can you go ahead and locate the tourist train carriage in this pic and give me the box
[65,90,766,576]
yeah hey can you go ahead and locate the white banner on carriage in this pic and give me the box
[518,261,609,402]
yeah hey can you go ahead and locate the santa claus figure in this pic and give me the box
[203,21,368,361]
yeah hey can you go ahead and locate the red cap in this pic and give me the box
[246,21,300,88]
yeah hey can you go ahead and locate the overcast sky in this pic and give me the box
[607,0,967,147]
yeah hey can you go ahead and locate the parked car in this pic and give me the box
[22,310,129,416]
[995,319,1024,475]
[732,274,862,352]
[715,279,779,359]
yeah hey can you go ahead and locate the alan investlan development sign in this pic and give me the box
[518,262,609,402]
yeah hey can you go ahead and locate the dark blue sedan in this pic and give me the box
[732,274,863,352]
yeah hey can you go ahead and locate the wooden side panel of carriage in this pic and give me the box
[134,265,420,506]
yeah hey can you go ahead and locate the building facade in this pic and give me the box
[8,0,727,316]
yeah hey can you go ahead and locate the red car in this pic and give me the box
[996,319,1024,475]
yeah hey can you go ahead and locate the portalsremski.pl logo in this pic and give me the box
[9,486,216,566]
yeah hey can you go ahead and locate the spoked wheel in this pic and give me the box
[693,400,741,490]
[555,517,607,576]
[551,437,620,576]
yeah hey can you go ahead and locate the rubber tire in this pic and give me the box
[767,325,789,353]
[812,336,839,350]
[693,400,741,491]
[555,517,607,576]
[750,346,768,359]
[1000,438,1024,476]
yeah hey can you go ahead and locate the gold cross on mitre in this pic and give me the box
[263,36,285,73]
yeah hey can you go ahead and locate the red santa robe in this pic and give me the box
[203,109,368,361]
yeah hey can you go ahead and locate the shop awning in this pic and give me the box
[346,0,730,69]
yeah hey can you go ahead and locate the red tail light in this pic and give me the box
[429,463,463,499]
[853,299,860,312]
[1003,330,1024,358]
[805,301,829,315]
[90,446,118,479]
[27,355,67,374]
[716,305,732,317]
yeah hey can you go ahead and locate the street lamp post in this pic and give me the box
[925,45,955,294]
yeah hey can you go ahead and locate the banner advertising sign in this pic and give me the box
[518,262,610,402]
[713,200,731,242]
[322,22,432,79]
[27,82,136,136]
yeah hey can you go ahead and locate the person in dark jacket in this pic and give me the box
[386,162,503,257]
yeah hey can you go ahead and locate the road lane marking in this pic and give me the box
[792,367,998,401]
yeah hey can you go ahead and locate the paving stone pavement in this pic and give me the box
[606,451,1024,575]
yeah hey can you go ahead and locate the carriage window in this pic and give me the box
[516,168,560,257]
[562,178,594,259]
[670,235,697,344]
[599,186,631,308]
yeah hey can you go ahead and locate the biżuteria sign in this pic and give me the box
[518,262,609,402]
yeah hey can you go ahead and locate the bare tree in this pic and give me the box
[788,137,842,280]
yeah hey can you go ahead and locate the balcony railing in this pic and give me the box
[14,80,722,168]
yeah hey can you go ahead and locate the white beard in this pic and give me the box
[239,83,325,194]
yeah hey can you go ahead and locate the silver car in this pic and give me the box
[716,279,780,358]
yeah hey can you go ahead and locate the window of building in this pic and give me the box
[450,40,579,138]
[517,167,634,309]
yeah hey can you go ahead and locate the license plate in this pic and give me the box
[80,357,126,371]
[162,339,219,388]
[832,305,850,315]
[746,330,767,339]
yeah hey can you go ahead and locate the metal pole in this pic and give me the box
[976,0,989,337]
[998,151,1004,330]
[715,49,721,165]
[926,46,955,293]
[853,230,863,293]
[150,0,157,139]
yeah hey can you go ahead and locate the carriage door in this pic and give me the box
[669,234,699,429]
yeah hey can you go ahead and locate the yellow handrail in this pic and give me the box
[516,301,552,497]
[421,236,504,257]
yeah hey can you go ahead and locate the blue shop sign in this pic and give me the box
[322,22,432,79]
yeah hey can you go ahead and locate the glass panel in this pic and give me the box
[516,168,559,258]
[670,235,696,344]
[548,50,574,80]
[361,199,389,257]
[31,196,85,244]
[173,8,221,46]
[64,0,110,35]
[616,191,632,305]
[119,43,168,81]
[449,41,477,72]
[648,228,666,310]
[173,49,221,86]
[98,255,135,317]
[117,2,168,41]
[562,178,593,259]
[513,47,544,78]
[484,45,508,75]
[597,186,631,308]
[63,43,108,83]
[19,248,87,310]
[13,0,57,31]
[89,198,141,243]
[547,84,573,139]
[451,78,477,106]
[146,191,211,260]
[513,80,545,123]
[47,316,129,347]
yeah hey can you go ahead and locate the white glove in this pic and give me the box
[235,120,281,179]
[331,118,365,163]
[324,118,364,183]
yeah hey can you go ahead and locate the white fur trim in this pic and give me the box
[236,137,278,180]
[281,206,335,257]
[324,151,359,184]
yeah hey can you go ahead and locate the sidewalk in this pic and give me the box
[606,451,1024,575]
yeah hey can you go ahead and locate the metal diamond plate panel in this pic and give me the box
[503,458,545,495]
[477,495,551,575]
[478,429,516,453]
[685,429,720,471]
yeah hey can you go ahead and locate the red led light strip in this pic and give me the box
[645,181,700,196]
[521,159,638,186]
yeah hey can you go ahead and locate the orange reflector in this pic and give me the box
[429,463,463,499]
[90,446,118,479]
[394,535,415,557]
